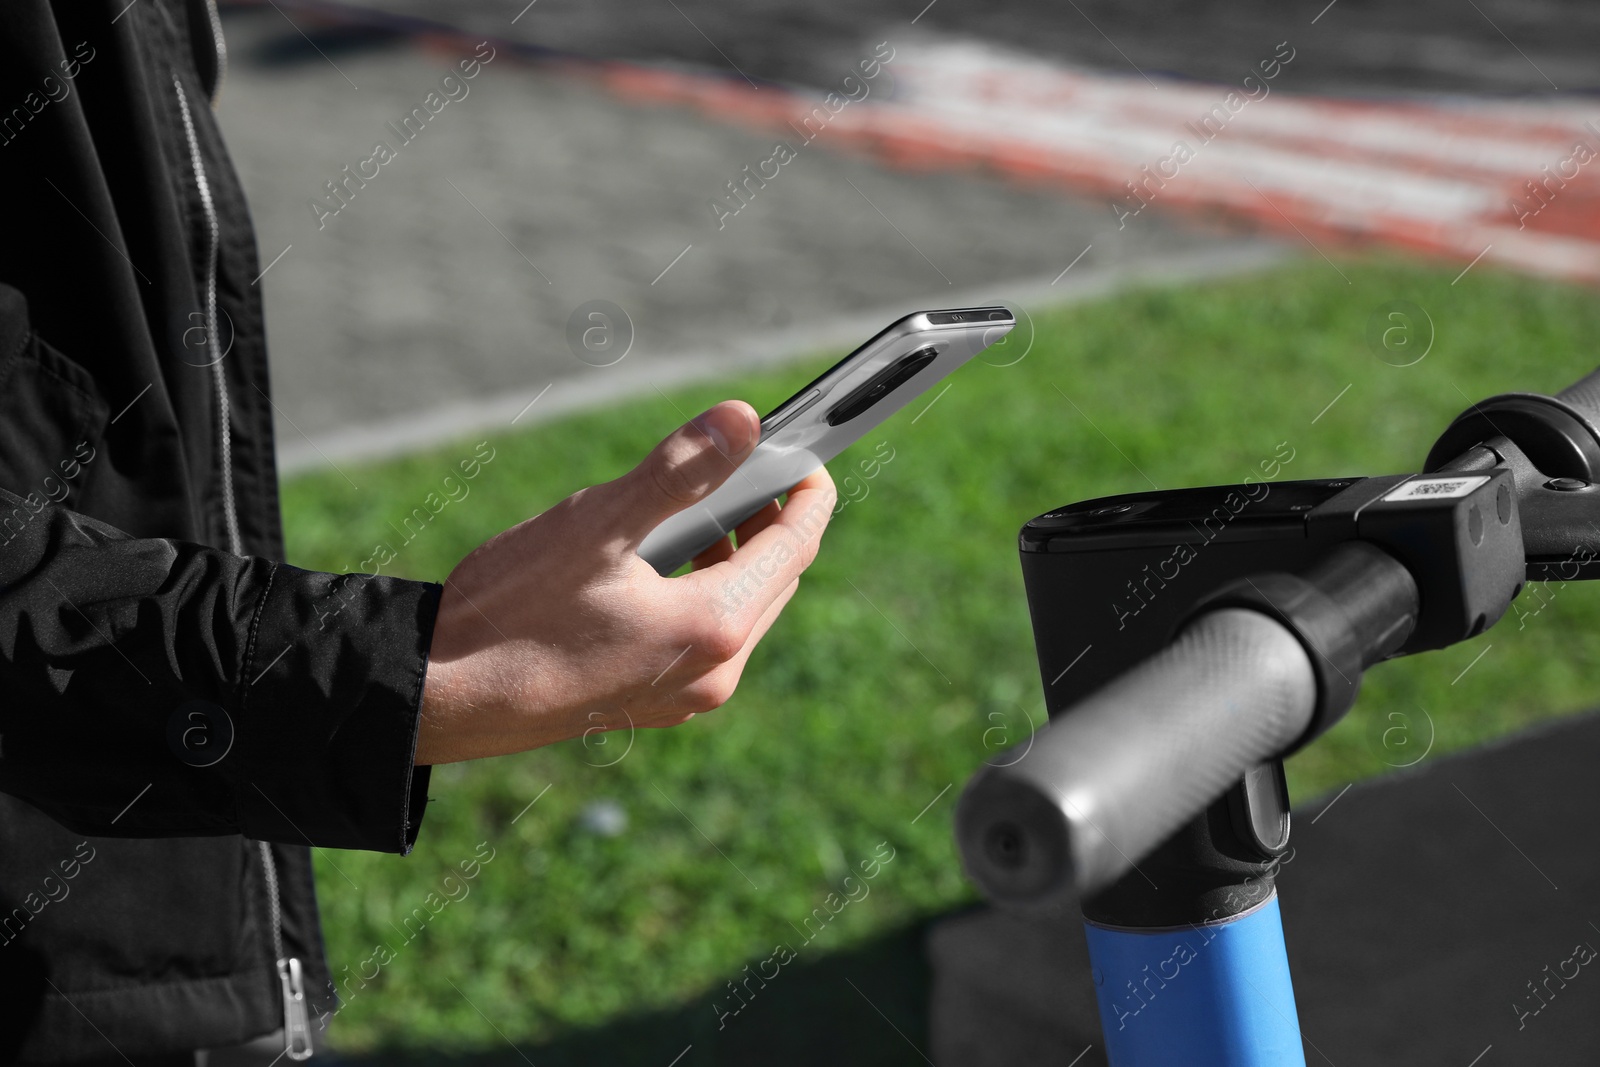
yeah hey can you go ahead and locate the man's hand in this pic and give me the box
[415,400,835,765]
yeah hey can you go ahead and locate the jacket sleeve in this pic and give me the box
[0,484,442,854]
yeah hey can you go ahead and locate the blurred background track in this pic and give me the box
[230,0,1600,96]
[216,0,1599,472]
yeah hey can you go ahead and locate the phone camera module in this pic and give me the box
[825,345,940,426]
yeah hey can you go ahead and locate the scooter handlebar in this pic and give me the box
[955,607,1316,907]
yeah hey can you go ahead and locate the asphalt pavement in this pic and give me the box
[216,8,1272,470]
[213,0,1590,471]
[265,0,1598,96]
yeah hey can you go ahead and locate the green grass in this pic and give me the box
[281,256,1600,1053]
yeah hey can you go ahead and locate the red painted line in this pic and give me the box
[592,41,1600,284]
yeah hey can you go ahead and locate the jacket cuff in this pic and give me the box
[231,562,442,853]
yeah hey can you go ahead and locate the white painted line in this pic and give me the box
[275,242,1294,475]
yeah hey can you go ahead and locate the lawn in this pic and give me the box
[280,256,1600,1055]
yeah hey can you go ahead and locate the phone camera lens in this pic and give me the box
[824,345,941,426]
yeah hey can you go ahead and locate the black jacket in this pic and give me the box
[0,2,441,1060]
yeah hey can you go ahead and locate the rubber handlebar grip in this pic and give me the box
[955,608,1317,907]
[1556,368,1600,428]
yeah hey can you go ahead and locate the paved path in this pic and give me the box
[215,1,1594,472]
[252,0,1599,97]
[216,9,1262,471]
[615,35,1600,281]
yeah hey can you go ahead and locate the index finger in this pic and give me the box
[687,467,835,626]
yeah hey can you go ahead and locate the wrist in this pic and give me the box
[417,577,489,764]
[416,655,460,765]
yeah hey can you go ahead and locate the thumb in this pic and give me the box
[610,400,760,538]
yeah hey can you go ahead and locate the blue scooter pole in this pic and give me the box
[1084,893,1306,1067]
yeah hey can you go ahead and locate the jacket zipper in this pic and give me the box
[172,75,243,556]
[176,72,308,1058]
[202,0,228,106]
[258,841,315,1059]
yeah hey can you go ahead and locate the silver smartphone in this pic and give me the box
[637,306,1016,574]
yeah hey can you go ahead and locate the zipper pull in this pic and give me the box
[276,956,315,1060]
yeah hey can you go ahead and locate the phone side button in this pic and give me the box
[760,388,821,437]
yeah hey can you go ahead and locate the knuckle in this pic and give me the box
[543,486,591,528]
[643,441,707,508]
[686,672,737,712]
[646,454,701,507]
[695,618,746,664]
[798,531,822,571]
